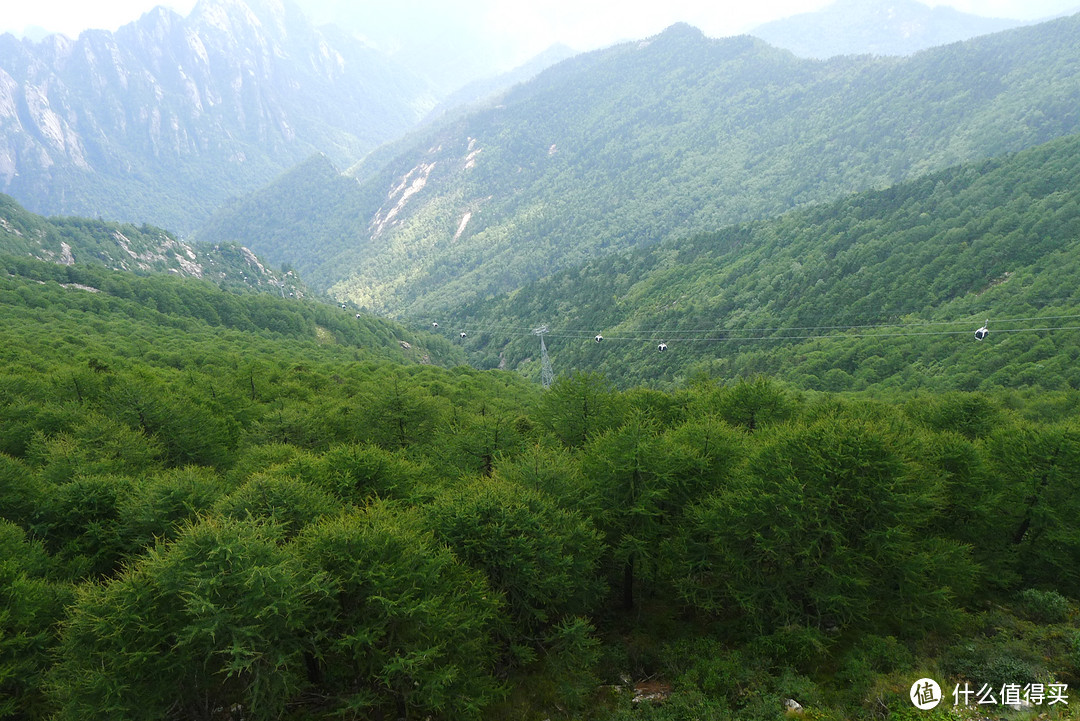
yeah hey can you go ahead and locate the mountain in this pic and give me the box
[198,14,1080,316]
[295,0,533,95]
[0,193,304,297]
[0,253,466,371]
[0,0,434,232]
[423,44,580,123]
[453,132,1080,391]
[750,0,1024,58]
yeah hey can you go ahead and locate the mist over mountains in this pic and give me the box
[750,0,1026,58]
[0,0,434,232]
[3,0,1072,243]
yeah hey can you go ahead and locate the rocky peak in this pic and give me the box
[188,0,301,51]
[134,6,182,36]
[0,0,433,231]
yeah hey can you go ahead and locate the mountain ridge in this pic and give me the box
[0,0,434,232]
[454,131,1080,391]
[0,192,304,297]
[197,13,1080,317]
[750,0,1024,58]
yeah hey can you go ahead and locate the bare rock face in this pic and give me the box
[0,0,434,231]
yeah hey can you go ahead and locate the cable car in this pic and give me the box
[595,334,603,343]
[356,313,361,319]
[657,342,668,352]
[974,320,988,341]
[460,331,467,338]
[432,322,439,328]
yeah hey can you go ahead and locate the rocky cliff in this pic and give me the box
[0,0,433,232]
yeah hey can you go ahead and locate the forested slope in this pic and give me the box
[0,193,305,297]
[199,14,1080,315]
[0,256,464,370]
[452,132,1080,391]
[3,275,1079,719]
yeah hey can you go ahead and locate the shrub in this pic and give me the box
[296,504,503,719]
[1016,588,1072,624]
[49,517,325,721]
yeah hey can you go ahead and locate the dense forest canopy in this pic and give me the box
[1,251,1079,720]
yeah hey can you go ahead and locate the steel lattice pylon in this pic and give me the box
[534,326,553,388]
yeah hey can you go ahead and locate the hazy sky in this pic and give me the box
[4,0,1079,55]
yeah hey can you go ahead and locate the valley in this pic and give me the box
[3,2,1080,720]
[198,14,1080,319]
